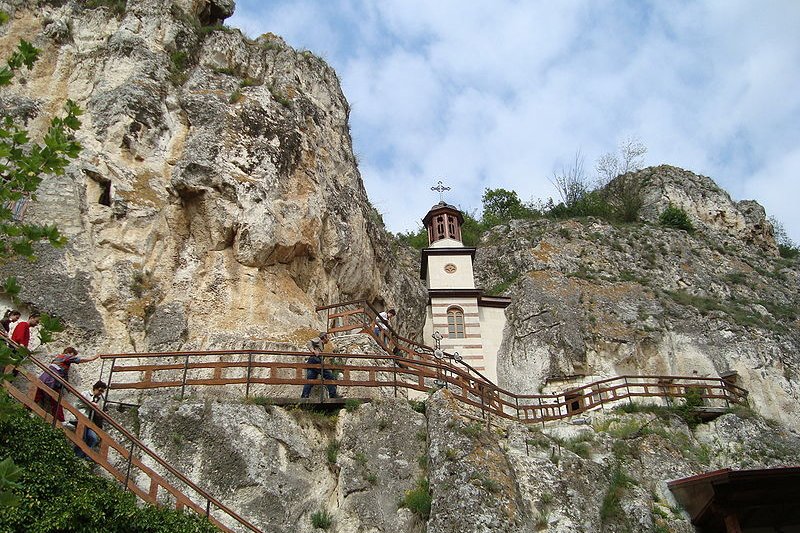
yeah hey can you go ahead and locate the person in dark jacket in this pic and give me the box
[73,380,107,460]
[0,309,20,335]
[300,332,339,399]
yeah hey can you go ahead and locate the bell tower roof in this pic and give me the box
[422,201,464,226]
[422,202,464,245]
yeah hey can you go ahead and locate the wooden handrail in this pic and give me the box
[3,355,263,533]
[96,349,748,423]
[315,301,751,406]
[318,300,498,386]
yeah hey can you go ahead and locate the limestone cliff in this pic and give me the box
[0,0,425,357]
[474,166,799,428]
[2,2,799,533]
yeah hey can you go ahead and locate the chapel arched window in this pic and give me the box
[447,307,465,338]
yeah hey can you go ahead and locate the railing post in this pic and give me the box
[515,396,520,423]
[486,388,492,430]
[245,353,253,399]
[320,355,326,401]
[538,397,545,429]
[51,385,65,428]
[721,379,730,409]
[392,360,398,398]
[104,358,116,406]
[123,440,136,492]
[206,499,211,518]
[624,377,633,405]
[180,354,189,399]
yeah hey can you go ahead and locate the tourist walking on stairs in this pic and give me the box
[1,309,20,335]
[300,332,339,399]
[35,347,100,422]
[10,312,40,348]
[73,380,108,460]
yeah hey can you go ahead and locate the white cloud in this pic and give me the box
[230,1,800,242]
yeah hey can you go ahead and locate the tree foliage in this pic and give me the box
[396,227,429,250]
[769,216,799,259]
[0,38,82,261]
[481,188,538,227]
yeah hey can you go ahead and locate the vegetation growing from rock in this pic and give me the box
[310,509,333,529]
[599,464,635,524]
[400,477,431,520]
[771,216,800,259]
[659,203,695,232]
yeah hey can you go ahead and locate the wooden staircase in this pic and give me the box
[3,353,262,533]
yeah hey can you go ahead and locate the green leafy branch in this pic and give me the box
[0,40,82,261]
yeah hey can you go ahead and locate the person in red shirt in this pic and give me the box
[11,312,40,348]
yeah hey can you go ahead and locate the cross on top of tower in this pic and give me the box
[431,180,451,202]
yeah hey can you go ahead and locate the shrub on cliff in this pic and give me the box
[0,396,217,532]
[659,204,695,232]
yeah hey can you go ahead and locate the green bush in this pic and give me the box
[326,441,339,465]
[408,400,426,414]
[396,228,428,250]
[310,509,333,529]
[600,465,634,523]
[659,204,695,232]
[548,191,613,220]
[400,478,431,520]
[0,396,217,532]
[481,188,540,227]
[344,399,362,412]
[779,244,799,259]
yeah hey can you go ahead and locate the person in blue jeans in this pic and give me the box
[73,380,107,460]
[300,332,339,399]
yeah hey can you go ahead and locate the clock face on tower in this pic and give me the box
[444,263,457,274]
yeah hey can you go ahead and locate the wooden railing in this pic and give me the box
[316,300,497,386]
[3,355,263,533]
[97,349,748,425]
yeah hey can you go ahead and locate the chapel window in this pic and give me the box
[447,307,465,338]
[436,215,445,239]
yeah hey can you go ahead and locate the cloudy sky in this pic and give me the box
[230,1,800,243]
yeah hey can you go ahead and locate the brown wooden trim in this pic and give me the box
[478,295,512,308]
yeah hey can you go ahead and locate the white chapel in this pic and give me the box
[419,200,510,383]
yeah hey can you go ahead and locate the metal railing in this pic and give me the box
[3,355,263,533]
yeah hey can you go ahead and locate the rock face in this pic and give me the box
[133,397,427,533]
[124,391,800,533]
[426,393,532,533]
[474,210,799,429]
[0,0,426,357]
[632,165,778,255]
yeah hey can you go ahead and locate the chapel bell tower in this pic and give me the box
[419,185,510,383]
